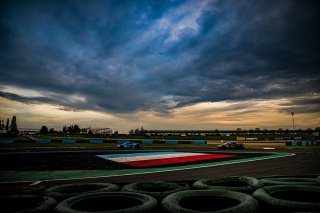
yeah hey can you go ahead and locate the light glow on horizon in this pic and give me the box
[1,96,318,132]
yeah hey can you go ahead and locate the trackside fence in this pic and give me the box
[3,139,320,146]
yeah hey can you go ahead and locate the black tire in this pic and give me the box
[258,174,320,179]
[162,189,260,213]
[260,177,320,186]
[121,181,189,200]
[1,195,56,213]
[45,183,119,201]
[253,185,320,212]
[55,192,158,213]
[0,185,46,196]
[192,176,263,194]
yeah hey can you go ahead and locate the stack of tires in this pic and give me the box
[165,176,263,213]
[0,185,56,212]
[53,181,189,213]
[253,175,320,212]
[1,175,320,212]
[163,175,320,213]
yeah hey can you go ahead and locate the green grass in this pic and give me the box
[0,142,115,148]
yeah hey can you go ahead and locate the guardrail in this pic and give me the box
[3,139,320,146]
[0,139,208,145]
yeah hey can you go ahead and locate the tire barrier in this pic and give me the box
[90,139,103,144]
[253,185,320,212]
[286,141,320,146]
[142,140,153,145]
[62,139,76,144]
[0,140,14,144]
[1,195,56,213]
[0,175,319,212]
[45,183,119,201]
[192,176,263,194]
[176,181,190,189]
[165,140,178,145]
[122,181,189,200]
[162,189,260,213]
[0,185,46,196]
[2,139,210,144]
[258,174,320,179]
[55,192,158,213]
[36,139,51,144]
[260,177,320,186]
[191,140,206,145]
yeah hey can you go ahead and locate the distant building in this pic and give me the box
[18,128,40,135]
[83,127,112,135]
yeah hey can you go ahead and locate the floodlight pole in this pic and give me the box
[291,112,295,136]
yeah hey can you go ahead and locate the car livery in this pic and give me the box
[217,141,245,150]
[117,141,143,150]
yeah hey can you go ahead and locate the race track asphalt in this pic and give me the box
[0,146,319,185]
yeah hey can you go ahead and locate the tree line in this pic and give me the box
[40,124,82,135]
[129,127,146,135]
[0,115,19,136]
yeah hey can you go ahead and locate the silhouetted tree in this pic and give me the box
[9,115,19,136]
[49,128,55,134]
[62,125,68,134]
[5,118,9,132]
[40,126,48,135]
[73,124,80,134]
[134,128,139,134]
[63,124,81,135]
[130,127,147,135]
[68,125,73,134]
[140,126,146,135]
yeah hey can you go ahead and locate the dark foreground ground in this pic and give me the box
[0,146,319,213]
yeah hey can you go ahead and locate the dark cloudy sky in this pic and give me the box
[0,0,319,131]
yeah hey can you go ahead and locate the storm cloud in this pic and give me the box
[1,0,319,115]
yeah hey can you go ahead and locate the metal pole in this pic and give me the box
[291,112,295,137]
